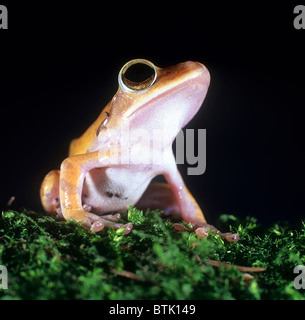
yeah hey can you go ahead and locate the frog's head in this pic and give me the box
[105,59,210,141]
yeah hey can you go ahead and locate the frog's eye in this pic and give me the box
[118,59,157,92]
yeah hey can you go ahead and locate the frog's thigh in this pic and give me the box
[136,182,179,216]
[40,169,60,214]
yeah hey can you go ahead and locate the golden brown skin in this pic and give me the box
[40,59,238,240]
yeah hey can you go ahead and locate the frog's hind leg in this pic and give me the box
[40,170,61,217]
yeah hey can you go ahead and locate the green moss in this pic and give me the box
[0,208,305,299]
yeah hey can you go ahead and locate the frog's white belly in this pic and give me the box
[82,166,153,215]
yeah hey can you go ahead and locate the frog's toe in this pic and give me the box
[91,220,105,232]
[122,222,133,234]
[101,213,121,221]
[87,214,133,234]
[173,223,191,231]
[195,227,209,238]
[219,232,240,242]
[195,224,239,242]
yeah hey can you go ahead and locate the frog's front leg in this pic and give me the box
[163,168,206,227]
[59,150,132,233]
[162,157,239,242]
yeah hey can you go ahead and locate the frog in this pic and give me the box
[40,59,239,241]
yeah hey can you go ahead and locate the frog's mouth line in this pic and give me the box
[124,77,206,120]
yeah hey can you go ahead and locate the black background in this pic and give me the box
[0,1,304,224]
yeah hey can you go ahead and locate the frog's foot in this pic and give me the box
[91,217,133,234]
[65,210,133,234]
[173,222,239,242]
[82,204,121,221]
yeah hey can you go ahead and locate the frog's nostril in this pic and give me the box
[118,59,157,92]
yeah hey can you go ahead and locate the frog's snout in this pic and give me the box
[118,59,157,92]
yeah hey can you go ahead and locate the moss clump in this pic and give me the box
[0,207,305,299]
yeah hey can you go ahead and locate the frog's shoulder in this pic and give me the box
[69,104,111,156]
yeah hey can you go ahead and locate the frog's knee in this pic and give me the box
[40,169,60,214]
